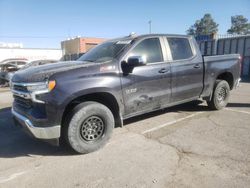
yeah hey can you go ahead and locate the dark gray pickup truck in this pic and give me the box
[11,34,241,153]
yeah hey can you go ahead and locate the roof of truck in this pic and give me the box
[108,33,192,42]
[135,34,191,38]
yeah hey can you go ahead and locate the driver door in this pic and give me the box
[121,37,171,117]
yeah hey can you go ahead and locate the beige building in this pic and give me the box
[61,37,106,60]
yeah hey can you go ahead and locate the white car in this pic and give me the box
[0,58,29,69]
[21,59,58,70]
[0,58,29,86]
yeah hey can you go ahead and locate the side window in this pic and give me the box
[167,38,193,60]
[17,61,27,65]
[128,38,163,63]
[8,61,16,66]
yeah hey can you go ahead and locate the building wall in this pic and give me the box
[61,38,81,55]
[61,37,106,60]
[79,38,106,53]
[0,48,62,62]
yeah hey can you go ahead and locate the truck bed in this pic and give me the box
[202,54,241,97]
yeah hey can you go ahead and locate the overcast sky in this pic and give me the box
[0,0,249,48]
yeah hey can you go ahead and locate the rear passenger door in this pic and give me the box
[166,37,203,102]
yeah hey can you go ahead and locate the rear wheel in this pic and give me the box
[64,101,114,154]
[207,80,230,110]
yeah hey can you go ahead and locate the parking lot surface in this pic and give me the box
[0,83,250,188]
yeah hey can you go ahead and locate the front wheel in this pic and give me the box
[64,101,114,154]
[207,80,230,110]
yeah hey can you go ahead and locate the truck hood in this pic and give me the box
[11,61,97,83]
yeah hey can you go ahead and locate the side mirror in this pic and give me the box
[127,56,146,67]
[122,56,146,74]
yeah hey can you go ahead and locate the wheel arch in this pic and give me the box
[216,72,234,90]
[205,71,234,101]
[61,92,123,129]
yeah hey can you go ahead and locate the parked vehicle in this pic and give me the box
[0,64,19,86]
[0,58,29,69]
[11,34,241,153]
[21,59,58,70]
[0,58,29,86]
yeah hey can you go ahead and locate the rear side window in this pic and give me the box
[8,61,16,65]
[167,38,193,60]
[128,38,163,63]
[17,61,26,65]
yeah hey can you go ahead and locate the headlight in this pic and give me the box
[11,80,56,104]
[27,80,56,92]
[48,80,56,91]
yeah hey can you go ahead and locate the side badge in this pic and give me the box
[125,88,137,94]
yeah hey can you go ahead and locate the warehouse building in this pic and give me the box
[61,37,106,60]
[0,42,62,62]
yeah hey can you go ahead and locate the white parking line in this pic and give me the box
[0,171,27,184]
[142,112,204,134]
[225,108,250,115]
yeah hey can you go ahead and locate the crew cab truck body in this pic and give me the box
[11,34,241,153]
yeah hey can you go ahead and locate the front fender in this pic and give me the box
[47,75,124,125]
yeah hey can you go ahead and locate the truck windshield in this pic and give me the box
[78,40,132,62]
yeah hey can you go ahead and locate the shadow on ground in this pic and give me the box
[227,102,250,108]
[1,100,245,158]
[0,101,208,158]
[0,107,74,158]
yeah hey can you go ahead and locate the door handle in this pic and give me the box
[193,64,201,69]
[158,68,169,73]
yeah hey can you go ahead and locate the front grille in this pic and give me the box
[12,83,32,108]
[14,95,32,108]
[13,84,28,92]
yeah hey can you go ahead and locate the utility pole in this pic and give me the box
[148,20,152,34]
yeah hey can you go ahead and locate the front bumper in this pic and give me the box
[12,108,61,139]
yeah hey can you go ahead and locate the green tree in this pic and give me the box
[227,15,250,34]
[187,14,219,35]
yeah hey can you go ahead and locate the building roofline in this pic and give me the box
[61,37,107,43]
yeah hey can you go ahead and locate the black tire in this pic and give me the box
[64,101,114,154]
[207,80,230,110]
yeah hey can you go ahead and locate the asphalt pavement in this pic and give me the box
[0,83,250,188]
